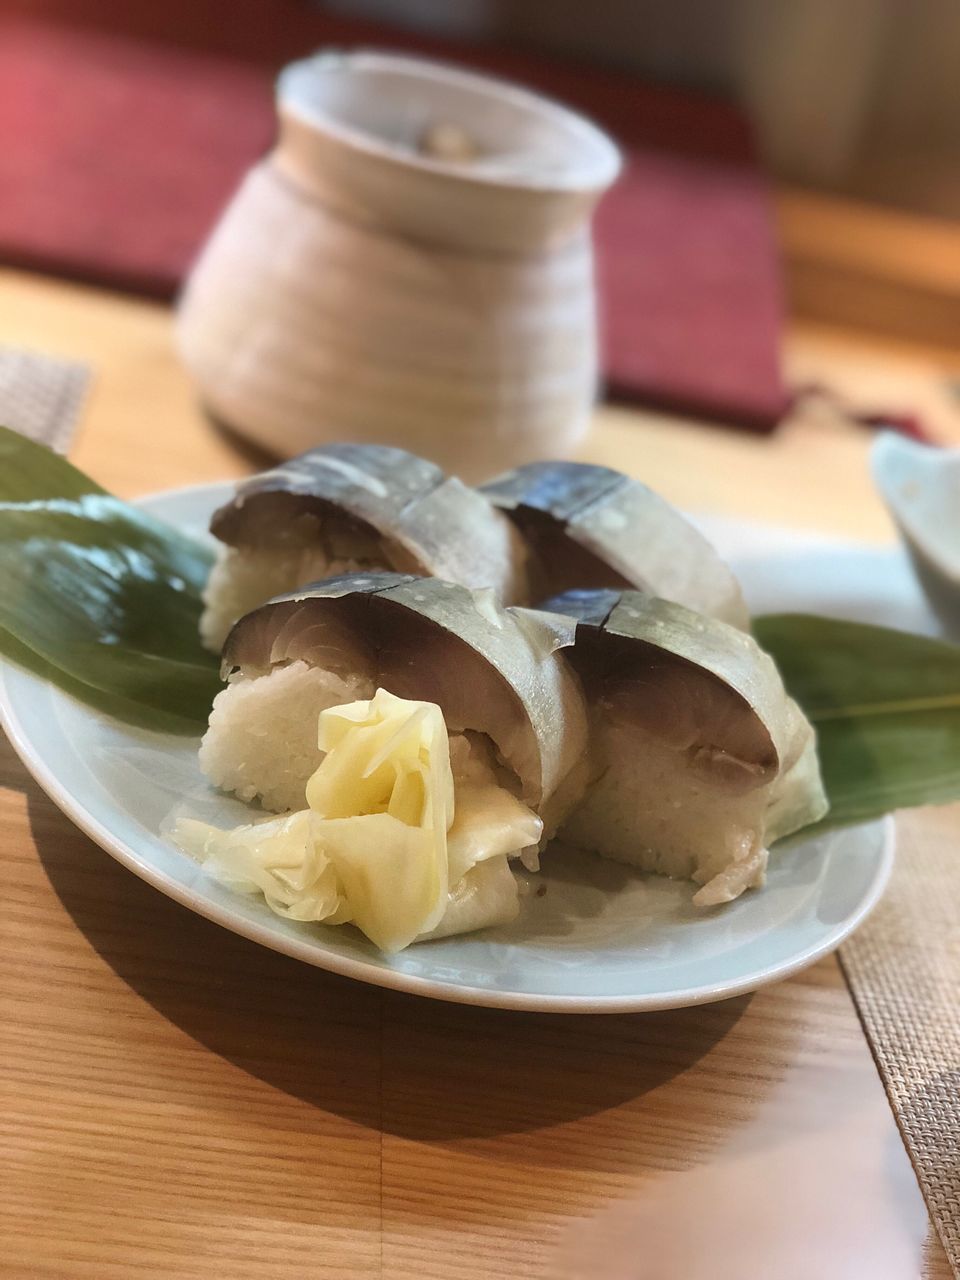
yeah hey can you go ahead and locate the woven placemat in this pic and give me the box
[840,805,960,1277]
[0,344,90,451]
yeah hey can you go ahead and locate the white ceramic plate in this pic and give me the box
[0,483,898,1013]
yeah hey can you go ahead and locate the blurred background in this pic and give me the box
[2,0,960,450]
[341,0,960,213]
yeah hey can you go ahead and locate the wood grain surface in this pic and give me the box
[1,265,957,1278]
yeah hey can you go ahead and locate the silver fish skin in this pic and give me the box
[222,572,589,821]
[541,586,828,834]
[482,460,749,628]
[211,443,527,603]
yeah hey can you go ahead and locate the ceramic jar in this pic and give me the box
[176,51,621,479]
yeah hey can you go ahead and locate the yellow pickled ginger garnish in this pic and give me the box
[305,688,454,952]
[174,810,348,924]
[176,690,542,952]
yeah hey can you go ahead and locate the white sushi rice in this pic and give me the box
[199,662,536,827]
[559,720,769,904]
[200,663,773,906]
[200,545,371,653]
[199,662,375,812]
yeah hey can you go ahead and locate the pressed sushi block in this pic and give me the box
[175,50,621,479]
[183,573,591,949]
[201,573,589,827]
[545,588,827,905]
[198,443,528,650]
[198,445,748,649]
[483,460,749,627]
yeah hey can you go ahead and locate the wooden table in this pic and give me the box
[2,267,959,1279]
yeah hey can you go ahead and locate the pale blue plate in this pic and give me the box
[0,484,895,1012]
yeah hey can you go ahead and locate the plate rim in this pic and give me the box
[0,482,897,1014]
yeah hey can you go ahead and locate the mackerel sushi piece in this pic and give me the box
[202,573,589,830]
[482,461,748,629]
[542,588,827,905]
[200,444,527,650]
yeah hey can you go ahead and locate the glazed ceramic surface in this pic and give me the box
[176,52,621,480]
[0,483,896,1013]
[872,431,960,634]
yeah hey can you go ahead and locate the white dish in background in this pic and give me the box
[0,483,897,1013]
[871,430,960,634]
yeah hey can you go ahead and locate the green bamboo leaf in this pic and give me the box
[0,628,211,736]
[0,426,221,732]
[754,613,960,829]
